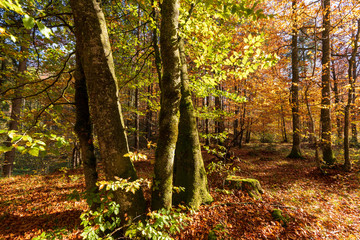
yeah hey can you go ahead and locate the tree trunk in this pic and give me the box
[320,0,335,165]
[205,96,210,145]
[343,19,360,171]
[70,0,145,220]
[350,60,358,146]
[3,46,26,177]
[305,85,321,169]
[146,85,153,141]
[134,5,141,150]
[215,85,224,145]
[134,85,139,150]
[74,49,98,206]
[173,38,213,209]
[288,0,302,158]
[332,61,342,142]
[238,104,246,148]
[233,90,239,147]
[151,0,181,210]
[147,2,161,142]
[280,105,288,143]
[245,118,252,143]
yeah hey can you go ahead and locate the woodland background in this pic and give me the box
[0,0,360,239]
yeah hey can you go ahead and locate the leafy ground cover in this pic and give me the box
[0,144,359,239]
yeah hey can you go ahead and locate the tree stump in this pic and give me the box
[225,176,264,200]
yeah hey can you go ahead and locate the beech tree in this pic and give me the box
[151,0,182,210]
[173,38,213,208]
[320,0,335,165]
[288,0,302,159]
[343,19,360,171]
[70,0,145,219]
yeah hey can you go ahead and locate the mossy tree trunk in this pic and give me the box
[320,0,335,165]
[74,50,98,206]
[151,0,182,210]
[288,0,302,159]
[173,38,213,209]
[70,0,145,220]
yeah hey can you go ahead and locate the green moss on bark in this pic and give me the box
[173,38,212,209]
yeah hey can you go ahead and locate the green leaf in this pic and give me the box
[35,140,45,146]
[36,21,52,38]
[28,147,39,157]
[23,135,33,143]
[0,145,13,153]
[11,135,22,142]
[22,14,35,29]
[16,146,25,153]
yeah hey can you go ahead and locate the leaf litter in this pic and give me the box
[0,144,359,239]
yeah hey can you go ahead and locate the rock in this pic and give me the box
[225,176,264,200]
[271,209,288,227]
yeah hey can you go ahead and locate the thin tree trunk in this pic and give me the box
[134,85,139,150]
[70,0,145,220]
[146,84,153,141]
[134,5,141,150]
[280,105,288,143]
[305,85,321,169]
[344,19,360,171]
[332,61,342,142]
[151,0,182,210]
[288,0,302,158]
[147,1,161,142]
[173,38,212,208]
[245,118,252,143]
[205,96,210,145]
[320,0,335,165]
[238,104,246,148]
[351,60,358,146]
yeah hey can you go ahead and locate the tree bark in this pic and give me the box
[344,19,360,171]
[151,0,181,210]
[173,38,213,209]
[320,0,335,165]
[70,0,145,220]
[288,0,302,159]
[280,105,288,143]
[74,49,98,206]
[350,59,358,146]
[305,84,321,169]
[205,96,210,145]
[332,61,342,142]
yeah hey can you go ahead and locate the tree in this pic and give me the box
[173,38,213,208]
[70,0,145,220]
[151,0,182,210]
[320,0,335,165]
[343,19,360,171]
[288,0,302,159]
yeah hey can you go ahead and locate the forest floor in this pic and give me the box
[0,143,360,239]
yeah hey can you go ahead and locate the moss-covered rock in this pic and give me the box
[271,209,288,227]
[225,176,264,200]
